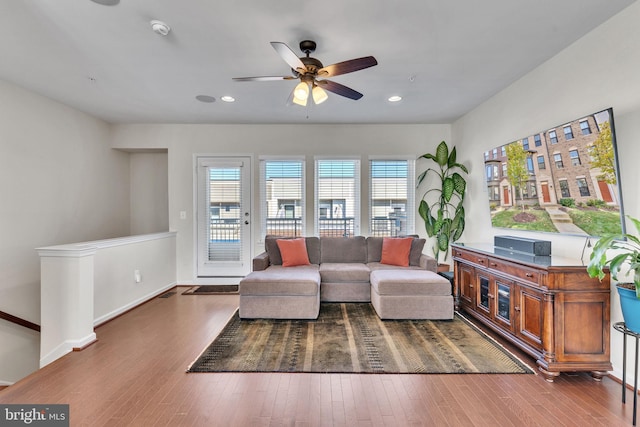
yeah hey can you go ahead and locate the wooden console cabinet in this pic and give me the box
[452,243,611,382]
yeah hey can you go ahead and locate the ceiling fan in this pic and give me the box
[233,40,377,106]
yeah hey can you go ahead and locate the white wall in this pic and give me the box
[0,79,131,383]
[129,151,169,235]
[452,2,640,379]
[111,124,451,283]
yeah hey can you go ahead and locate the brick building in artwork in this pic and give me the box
[485,109,620,209]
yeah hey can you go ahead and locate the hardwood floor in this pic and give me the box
[0,288,634,426]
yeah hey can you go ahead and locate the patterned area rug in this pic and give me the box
[182,285,239,295]
[187,303,533,374]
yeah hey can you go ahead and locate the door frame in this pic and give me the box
[193,154,254,283]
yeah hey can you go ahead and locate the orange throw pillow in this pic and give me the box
[276,238,311,267]
[380,237,413,267]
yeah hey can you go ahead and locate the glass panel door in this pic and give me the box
[196,157,251,277]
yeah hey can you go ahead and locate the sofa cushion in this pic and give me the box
[265,235,320,265]
[319,263,371,283]
[239,265,320,296]
[367,236,426,266]
[370,270,451,296]
[380,237,413,266]
[320,236,367,263]
[276,238,310,267]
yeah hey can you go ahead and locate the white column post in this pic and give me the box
[36,244,97,368]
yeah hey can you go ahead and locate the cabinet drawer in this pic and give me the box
[453,249,488,267]
[487,257,541,286]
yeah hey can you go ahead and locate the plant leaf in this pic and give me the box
[452,217,465,241]
[452,172,466,195]
[437,232,449,252]
[448,146,457,168]
[442,177,454,202]
[435,141,449,167]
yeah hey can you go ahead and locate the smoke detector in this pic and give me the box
[150,20,171,36]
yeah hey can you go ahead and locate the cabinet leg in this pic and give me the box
[538,366,560,382]
[590,371,607,381]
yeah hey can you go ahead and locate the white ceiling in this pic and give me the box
[0,0,635,124]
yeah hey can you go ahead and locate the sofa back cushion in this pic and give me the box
[265,235,320,265]
[320,236,367,263]
[367,236,426,266]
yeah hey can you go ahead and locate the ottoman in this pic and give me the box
[239,265,321,319]
[370,269,453,320]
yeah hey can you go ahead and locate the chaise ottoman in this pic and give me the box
[238,265,321,319]
[370,269,453,320]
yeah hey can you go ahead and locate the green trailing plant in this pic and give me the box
[587,215,640,297]
[417,141,468,262]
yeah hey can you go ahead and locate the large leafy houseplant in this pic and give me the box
[588,215,640,332]
[417,141,468,262]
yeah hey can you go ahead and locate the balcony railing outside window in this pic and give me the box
[318,217,355,237]
[266,217,303,237]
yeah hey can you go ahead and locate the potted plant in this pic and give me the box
[587,215,640,333]
[417,140,468,265]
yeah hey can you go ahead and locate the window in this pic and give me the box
[549,130,558,144]
[534,134,542,147]
[526,157,534,174]
[260,158,305,238]
[522,137,529,150]
[559,180,570,198]
[369,159,415,237]
[501,146,506,157]
[484,151,489,161]
[501,163,507,177]
[315,158,360,237]
[577,178,590,197]
[580,120,592,135]
[554,153,564,169]
[569,149,581,166]
[537,155,546,170]
[563,125,574,140]
[492,148,498,158]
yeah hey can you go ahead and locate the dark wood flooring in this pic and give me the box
[0,288,634,426]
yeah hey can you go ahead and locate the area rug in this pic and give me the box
[182,285,239,295]
[187,303,533,374]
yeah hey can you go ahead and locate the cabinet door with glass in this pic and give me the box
[476,273,515,331]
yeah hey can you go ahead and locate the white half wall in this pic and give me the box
[452,2,640,380]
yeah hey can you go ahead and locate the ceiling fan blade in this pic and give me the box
[317,80,363,100]
[232,76,296,82]
[317,56,378,77]
[270,42,306,73]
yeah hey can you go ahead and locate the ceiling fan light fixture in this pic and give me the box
[293,81,309,101]
[312,85,328,104]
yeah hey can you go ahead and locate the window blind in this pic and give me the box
[260,159,305,239]
[369,159,415,237]
[315,159,360,237]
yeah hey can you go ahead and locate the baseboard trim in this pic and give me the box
[93,282,177,327]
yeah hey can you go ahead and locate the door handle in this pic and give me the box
[244,221,249,225]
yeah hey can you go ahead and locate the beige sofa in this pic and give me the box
[239,235,453,320]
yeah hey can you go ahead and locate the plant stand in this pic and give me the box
[614,321,640,425]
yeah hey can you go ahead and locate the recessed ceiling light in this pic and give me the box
[89,0,120,5]
[221,96,235,103]
[195,95,216,103]
[388,95,402,102]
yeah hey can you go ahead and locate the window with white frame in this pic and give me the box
[369,158,415,237]
[260,158,305,239]
[315,158,360,237]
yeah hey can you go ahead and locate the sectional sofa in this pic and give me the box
[239,235,454,320]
